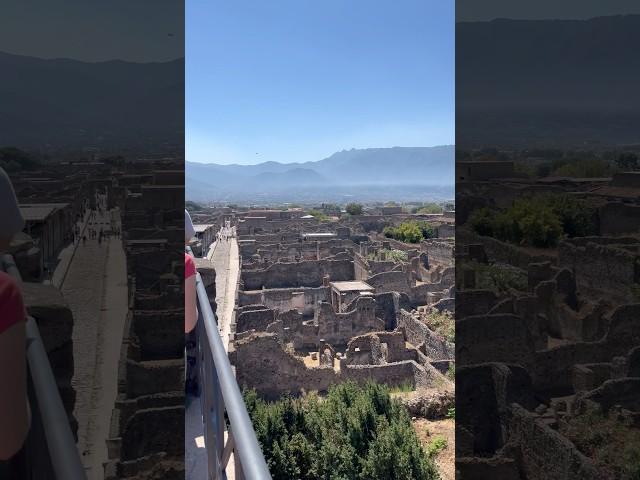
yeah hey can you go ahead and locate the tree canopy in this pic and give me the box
[245,382,439,480]
[346,203,364,216]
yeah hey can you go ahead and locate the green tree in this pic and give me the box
[346,203,364,216]
[245,382,439,480]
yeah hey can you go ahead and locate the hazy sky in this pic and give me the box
[457,0,640,22]
[0,0,183,62]
[186,0,454,165]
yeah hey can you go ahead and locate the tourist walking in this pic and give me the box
[0,167,30,468]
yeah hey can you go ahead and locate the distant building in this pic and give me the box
[380,206,403,215]
[329,280,375,313]
[20,203,73,268]
[192,224,216,256]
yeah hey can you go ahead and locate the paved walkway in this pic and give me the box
[210,231,239,350]
[187,228,239,480]
[60,206,127,479]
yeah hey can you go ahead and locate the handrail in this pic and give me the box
[2,254,87,480]
[189,247,271,480]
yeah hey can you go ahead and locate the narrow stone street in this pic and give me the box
[59,203,128,479]
[210,230,239,350]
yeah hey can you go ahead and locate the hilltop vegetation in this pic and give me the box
[245,382,440,480]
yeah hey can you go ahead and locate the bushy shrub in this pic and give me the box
[384,221,435,244]
[468,195,596,248]
[245,382,439,480]
[346,203,364,216]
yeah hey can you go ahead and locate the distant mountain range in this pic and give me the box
[186,146,454,202]
[0,51,183,150]
[457,15,640,148]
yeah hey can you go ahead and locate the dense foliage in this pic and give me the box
[469,195,596,248]
[245,382,439,480]
[384,221,435,244]
[346,203,364,216]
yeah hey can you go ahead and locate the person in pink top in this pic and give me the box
[185,209,198,333]
[0,167,29,461]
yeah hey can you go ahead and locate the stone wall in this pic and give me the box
[236,307,276,333]
[367,270,411,294]
[238,286,329,316]
[231,332,444,399]
[231,333,338,400]
[241,258,354,290]
[397,309,454,360]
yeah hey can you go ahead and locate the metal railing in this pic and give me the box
[2,255,87,480]
[192,253,271,480]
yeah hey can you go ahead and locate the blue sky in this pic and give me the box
[187,0,454,165]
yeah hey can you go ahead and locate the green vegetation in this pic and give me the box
[384,221,435,244]
[445,407,455,420]
[425,437,448,458]
[411,203,443,214]
[0,147,40,172]
[346,203,364,216]
[244,382,439,480]
[389,381,415,394]
[560,411,640,479]
[446,364,455,381]
[368,249,408,263]
[424,309,455,343]
[308,209,330,222]
[469,195,596,248]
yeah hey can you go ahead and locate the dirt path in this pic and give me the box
[414,418,455,480]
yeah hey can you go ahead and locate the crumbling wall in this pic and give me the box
[231,333,337,400]
[241,259,354,289]
[236,308,276,333]
[397,309,454,360]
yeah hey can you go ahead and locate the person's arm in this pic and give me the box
[0,321,28,460]
[185,274,198,333]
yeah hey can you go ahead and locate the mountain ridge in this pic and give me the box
[186,146,454,202]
